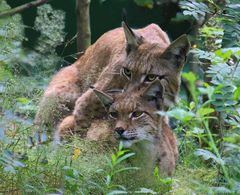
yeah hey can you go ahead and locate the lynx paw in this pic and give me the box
[54,115,76,141]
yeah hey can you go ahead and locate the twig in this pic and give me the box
[0,0,51,18]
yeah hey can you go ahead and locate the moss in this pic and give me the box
[171,166,217,194]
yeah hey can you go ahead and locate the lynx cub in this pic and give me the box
[93,80,178,176]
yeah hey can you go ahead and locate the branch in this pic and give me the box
[0,0,51,18]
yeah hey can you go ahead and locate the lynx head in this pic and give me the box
[121,21,190,107]
[93,80,164,148]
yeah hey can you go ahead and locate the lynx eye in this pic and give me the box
[145,74,157,82]
[109,111,118,119]
[130,111,145,119]
[122,67,132,79]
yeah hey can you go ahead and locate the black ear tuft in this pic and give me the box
[121,8,127,23]
[92,88,114,109]
[122,21,142,53]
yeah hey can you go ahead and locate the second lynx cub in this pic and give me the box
[93,80,178,176]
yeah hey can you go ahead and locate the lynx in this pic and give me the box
[92,80,178,176]
[34,21,190,140]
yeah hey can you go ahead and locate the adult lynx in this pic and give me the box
[93,80,178,176]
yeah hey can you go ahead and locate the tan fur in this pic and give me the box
[86,120,114,141]
[56,117,114,142]
[93,82,178,176]
[56,115,76,136]
[34,23,189,139]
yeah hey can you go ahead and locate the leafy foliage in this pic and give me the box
[180,0,211,20]
[35,4,66,54]
[168,0,240,193]
[0,1,24,69]
[0,0,240,194]
[21,4,66,75]
[0,2,66,76]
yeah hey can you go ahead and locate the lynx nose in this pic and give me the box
[115,127,125,136]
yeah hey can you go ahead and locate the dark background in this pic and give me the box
[7,0,192,60]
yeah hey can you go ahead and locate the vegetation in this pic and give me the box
[0,0,239,194]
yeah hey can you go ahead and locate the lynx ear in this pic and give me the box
[142,80,164,110]
[93,88,114,108]
[162,34,190,69]
[122,21,141,53]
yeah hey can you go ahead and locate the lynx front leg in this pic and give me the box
[54,115,77,142]
[55,90,110,141]
[156,137,177,176]
[54,90,95,141]
[73,88,106,130]
[157,150,176,176]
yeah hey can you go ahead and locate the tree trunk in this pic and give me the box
[76,0,91,53]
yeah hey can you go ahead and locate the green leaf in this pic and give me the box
[180,1,210,20]
[16,97,30,105]
[221,85,234,93]
[189,101,195,110]
[106,157,113,169]
[164,109,195,122]
[134,188,157,194]
[198,86,214,99]
[224,135,240,144]
[106,175,111,185]
[107,190,128,195]
[4,166,16,174]
[153,166,159,177]
[111,154,117,164]
[224,100,237,106]
[0,66,12,81]
[159,177,173,184]
[115,152,135,165]
[182,72,197,83]
[192,127,204,134]
[195,149,224,165]
[118,141,123,151]
[116,150,125,157]
[233,87,240,100]
[197,107,215,117]
[114,167,139,174]
[12,160,25,168]
[210,186,231,193]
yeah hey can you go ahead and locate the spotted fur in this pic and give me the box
[34,22,190,140]
[93,81,178,176]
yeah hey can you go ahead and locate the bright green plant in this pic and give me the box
[61,142,139,194]
[165,0,240,193]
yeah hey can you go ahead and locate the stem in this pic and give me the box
[202,120,233,190]
[0,0,51,18]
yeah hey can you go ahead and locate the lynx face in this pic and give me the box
[119,22,190,108]
[94,81,178,176]
[109,96,160,148]
[94,80,164,148]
